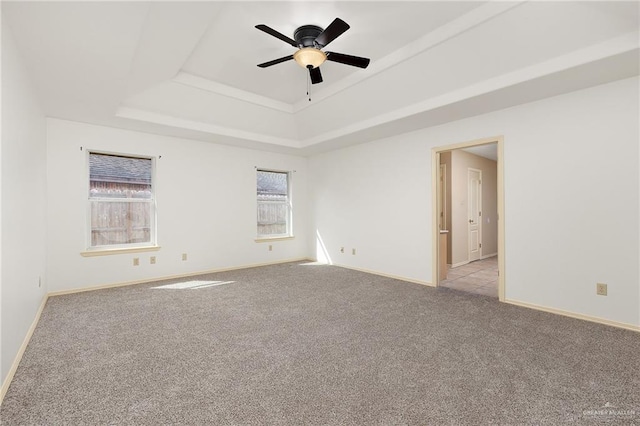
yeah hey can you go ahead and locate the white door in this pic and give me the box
[468,168,482,262]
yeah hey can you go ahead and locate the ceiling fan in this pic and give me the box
[255,18,370,84]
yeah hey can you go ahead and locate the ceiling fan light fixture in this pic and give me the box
[293,47,326,69]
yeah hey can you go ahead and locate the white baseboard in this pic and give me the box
[48,257,313,296]
[505,299,640,332]
[1,294,49,405]
[331,262,434,287]
[450,260,469,268]
[480,252,497,260]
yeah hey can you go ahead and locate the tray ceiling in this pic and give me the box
[2,1,638,155]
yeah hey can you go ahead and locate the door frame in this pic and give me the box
[431,135,505,301]
[439,163,446,230]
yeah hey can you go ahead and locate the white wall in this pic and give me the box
[310,135,431,282]
[46,119,310,292]
[1,19,48,386]
[309,76,639,327]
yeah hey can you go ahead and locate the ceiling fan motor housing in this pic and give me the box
[294,25,324,47]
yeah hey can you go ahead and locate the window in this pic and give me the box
[257,170,291,238]
[88,152,155,249]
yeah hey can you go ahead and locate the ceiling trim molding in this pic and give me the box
[290,1,526,112]
[115,106,300,148]
[172,72,295,113]
[171,1,525,115]
[117,32,638,152]
[299,31,640,148]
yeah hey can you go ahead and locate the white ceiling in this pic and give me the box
[2,1,639,155]
[182,2,482,104]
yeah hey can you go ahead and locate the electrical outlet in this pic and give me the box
[352,248,356,255]
[269,245,273,251]
[133,258,139,266]
[340,247,344,253]
[596,283,607,296]
[150,256,156,265]
[182,253,187,261]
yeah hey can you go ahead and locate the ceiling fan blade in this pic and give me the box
[309,66,323,84]
[314,18,350,48]
[255,24,298,47]
[326,52,370,69]
[257,55,294,68]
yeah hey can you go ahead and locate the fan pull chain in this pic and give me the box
[307,72,311,102]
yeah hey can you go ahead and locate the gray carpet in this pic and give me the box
[1,262,638,425]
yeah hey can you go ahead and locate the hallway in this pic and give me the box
[440,256,498,297]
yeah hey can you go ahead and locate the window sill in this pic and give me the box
[80,246,161,257]
[254,236,295,243]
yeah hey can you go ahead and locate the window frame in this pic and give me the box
[256,168,293,241]
[85,150,158,253]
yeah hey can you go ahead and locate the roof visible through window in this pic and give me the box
[257,170,287,197]
[89,153,151,185]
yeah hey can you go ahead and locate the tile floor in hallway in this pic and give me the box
[440,256,498,297]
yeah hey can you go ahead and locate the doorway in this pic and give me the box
[431,136,505,301]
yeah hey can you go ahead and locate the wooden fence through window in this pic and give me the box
[90,181,152,246]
